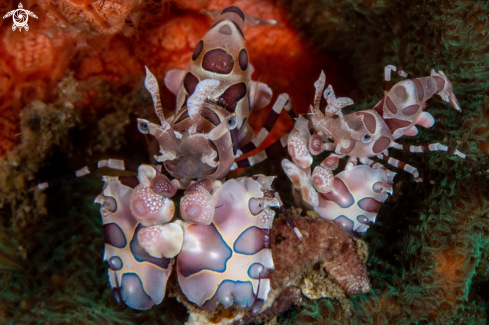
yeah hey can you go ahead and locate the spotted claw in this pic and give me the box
[137,223,184,258]
[180,185,215,225]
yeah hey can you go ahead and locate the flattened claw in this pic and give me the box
[138,223,184,258]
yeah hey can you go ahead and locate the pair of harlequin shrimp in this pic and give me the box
[282,67,487,234]
[35,3,488,317]
[36,6,293,313]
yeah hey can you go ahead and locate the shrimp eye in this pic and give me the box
[138,120,149,134]
[361,133,372,143]
[227,115,237,130]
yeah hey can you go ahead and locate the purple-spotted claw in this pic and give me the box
[129,185,176,226]
[312,165,334,194]
[129,165,176,226]
[150,174,179,197]
[287,116,313,169]
[309,133,324,155]
[180,185,215,225]
[137,222,184,258]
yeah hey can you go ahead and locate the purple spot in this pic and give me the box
[394,85,407,98]
[108,256,123,270]
[192,40,203,61]
[178,223,232,277]
[358,197,383,213]
[239,49,248,71]
[414,78,424,101]
[202,49,234,74]
[150,174,176,197]
[372,136,391,153]
[218,24,232,35]
[221,6,245,21]
[104,223,126,248]
[319,178,354,208]
[120,273,154,310]
[234,226,270,255]
[184,72,199,96]
[402,104,419,116]
[219,82,247,112]
[385,96,398,114]
[354,224,370,235]
[248,263,269,279]
[310,134,323,154]
[356,215,369,224]
[333,215,354,233]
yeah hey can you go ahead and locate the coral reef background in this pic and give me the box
[1,0,489,324]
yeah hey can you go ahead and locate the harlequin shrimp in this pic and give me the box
[36,6,293,192]
[35,5,298,315]
[302,67,488,182]
[282,67,488,234]
[138,6,294,187]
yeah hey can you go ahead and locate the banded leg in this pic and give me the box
[377,153,422,182]
[237,94,292,157]
[392,142,489,174]
[232,135,288,170]
[359,157,392,171]
[35,159,162,190]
